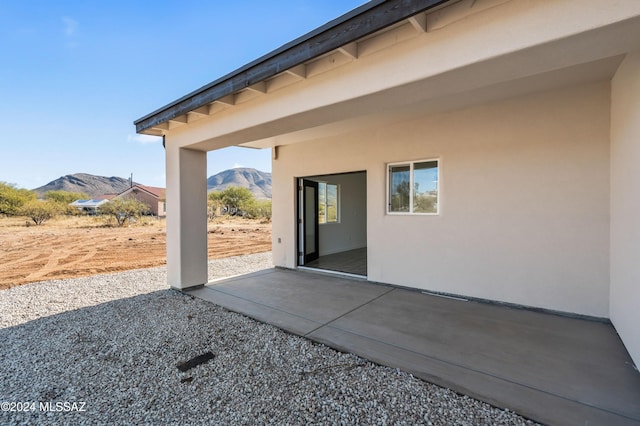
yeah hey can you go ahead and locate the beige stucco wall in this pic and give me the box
[157,201,167,217]
[273,81,610,317]
[121,189,160,216]
[611,51,640,367]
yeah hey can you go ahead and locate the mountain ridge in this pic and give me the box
[33,174,137,198]
[207,168,271,200]
[33,168,272,199]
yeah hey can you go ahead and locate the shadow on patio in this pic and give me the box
[189,268,640,426]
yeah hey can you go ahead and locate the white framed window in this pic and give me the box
[318,182,339,224]
[387,159,439,215]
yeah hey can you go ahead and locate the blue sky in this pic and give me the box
[0,1,367,190]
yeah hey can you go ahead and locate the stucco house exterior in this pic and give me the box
[114,184,166,217]
[135,0,640,368]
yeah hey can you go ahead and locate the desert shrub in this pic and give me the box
[208,187,263,218]
[44,190,90,215]
[44,190,89,204]
[19,200,62,225]
[0,182,36,216]
[413,192,437,213]
[136,216,158,226]
[207,191,224,220]
[221,186,255,213]
[243,199,272,220]
[99,198,149,226]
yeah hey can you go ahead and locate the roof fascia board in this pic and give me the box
[134,0,451,133]
[117,185,161,199]
[115,187,134,197]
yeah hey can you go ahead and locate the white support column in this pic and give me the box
[166,143,208,289]
[610,51,640,368]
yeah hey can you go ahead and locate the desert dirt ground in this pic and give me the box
[0,215,272,289]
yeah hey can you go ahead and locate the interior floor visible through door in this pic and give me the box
[305,247,367,276]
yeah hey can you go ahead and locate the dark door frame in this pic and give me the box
[299,179,319,264]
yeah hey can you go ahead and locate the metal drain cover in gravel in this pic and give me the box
[177,351,215,372]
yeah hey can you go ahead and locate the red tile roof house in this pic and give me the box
[114,184,166,217]
[135,0,640,410]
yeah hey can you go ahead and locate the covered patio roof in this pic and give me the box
[135,0,640,153]
[134,0,450,136]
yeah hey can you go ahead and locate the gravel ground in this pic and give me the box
[0,252,538,425]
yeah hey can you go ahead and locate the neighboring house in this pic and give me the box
[114,184,167,217]
[95,194,117,201]
[135,0,640,368]
[69,199,109,215]
[69,194,117,214]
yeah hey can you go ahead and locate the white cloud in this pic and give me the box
[128,134,163,144]
[232,163,244,169]
[62,17,77,37]
[62,17,79,48]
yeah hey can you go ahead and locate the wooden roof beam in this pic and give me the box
[409,13,428,32]
[284,64,307,79]
[168,115,188,129]
[190,105,211,116]
[338,42,359,59]
[145,128,165,136]
[246,81,267,94]
[214,94,235,106]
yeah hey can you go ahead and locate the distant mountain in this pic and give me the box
[34,174,137,198]
[33,168,271,200]
[208,168,271,199]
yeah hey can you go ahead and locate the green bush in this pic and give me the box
[221,186,254,212]
[44,190,90,215]
[44,190,89,204]
[0,182,36,216]
[99,198,149,226]
[207,191,224,219]
[20,200,62,225]
[207,186,271,220]
[243,199,272,220]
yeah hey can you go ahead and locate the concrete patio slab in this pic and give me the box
[189,268,391,335]
[188,268,640,425]
[310,288,640,425]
